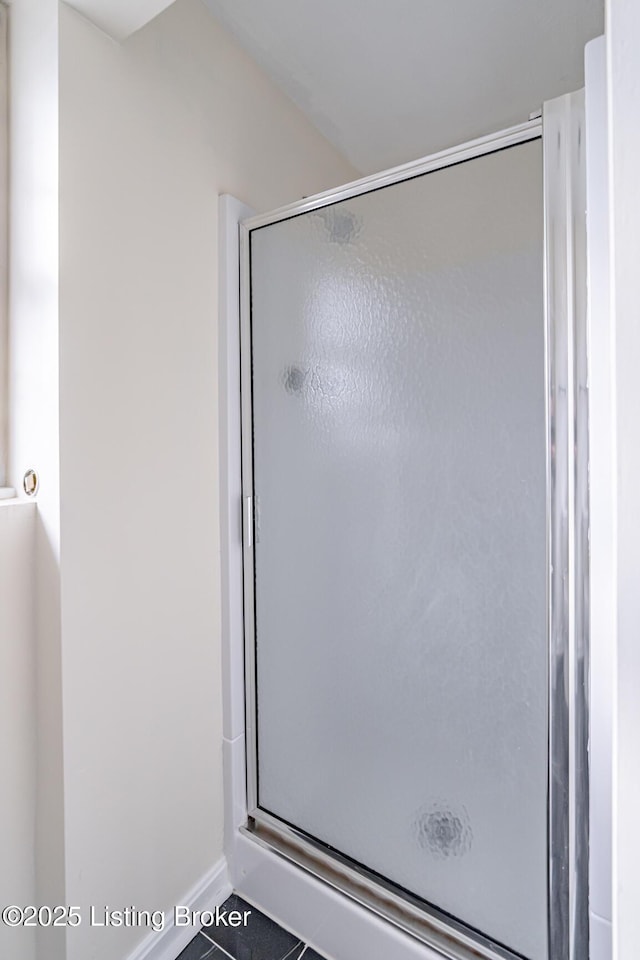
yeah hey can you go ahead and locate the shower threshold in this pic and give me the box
[244,813,527,960]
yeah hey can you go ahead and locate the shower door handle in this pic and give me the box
[244,496,254,549]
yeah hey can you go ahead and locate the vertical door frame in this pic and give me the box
[584,35,613,960]
[543,91,590,960]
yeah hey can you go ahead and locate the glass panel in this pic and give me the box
[249,139,547,960]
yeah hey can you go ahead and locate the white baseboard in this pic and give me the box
[125,858,231,960]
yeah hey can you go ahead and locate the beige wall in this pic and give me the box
[58,3,356,958]
[0,502,36,960]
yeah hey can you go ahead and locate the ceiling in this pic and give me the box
[203,0,604,174]
[67,0,176,41]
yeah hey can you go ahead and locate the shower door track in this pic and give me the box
[238,96,589,960]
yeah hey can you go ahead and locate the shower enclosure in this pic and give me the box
[237,92,588,960]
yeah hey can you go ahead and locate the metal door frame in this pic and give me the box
[238,94,589,960]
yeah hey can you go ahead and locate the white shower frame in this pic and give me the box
[218,75,609,960]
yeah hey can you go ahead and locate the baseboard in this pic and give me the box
[124,857,231,960]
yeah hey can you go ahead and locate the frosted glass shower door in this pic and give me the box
[244,138,548,960]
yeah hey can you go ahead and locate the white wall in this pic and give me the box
[8,2,66,958]
[57,3,356,958]
[607,1,640,957]
[0,501,36,960]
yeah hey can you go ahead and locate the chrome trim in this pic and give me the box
[240,220,258,814]
[570,91,590,960]
[243,118,542,232]
[544,95,571,960]
[543,92,589,960]
[239,108,589,960]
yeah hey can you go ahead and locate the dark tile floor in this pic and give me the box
[176,893,330,960]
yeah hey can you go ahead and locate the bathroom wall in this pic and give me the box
[58,3,357,958]
[0,502,36,960]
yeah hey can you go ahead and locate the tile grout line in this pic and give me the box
[200,938,222,960]
[196,893,324,960]
[280,941,305,960]
[223,892,310,950]
[198,929,307,960]
[199,930,237,960]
